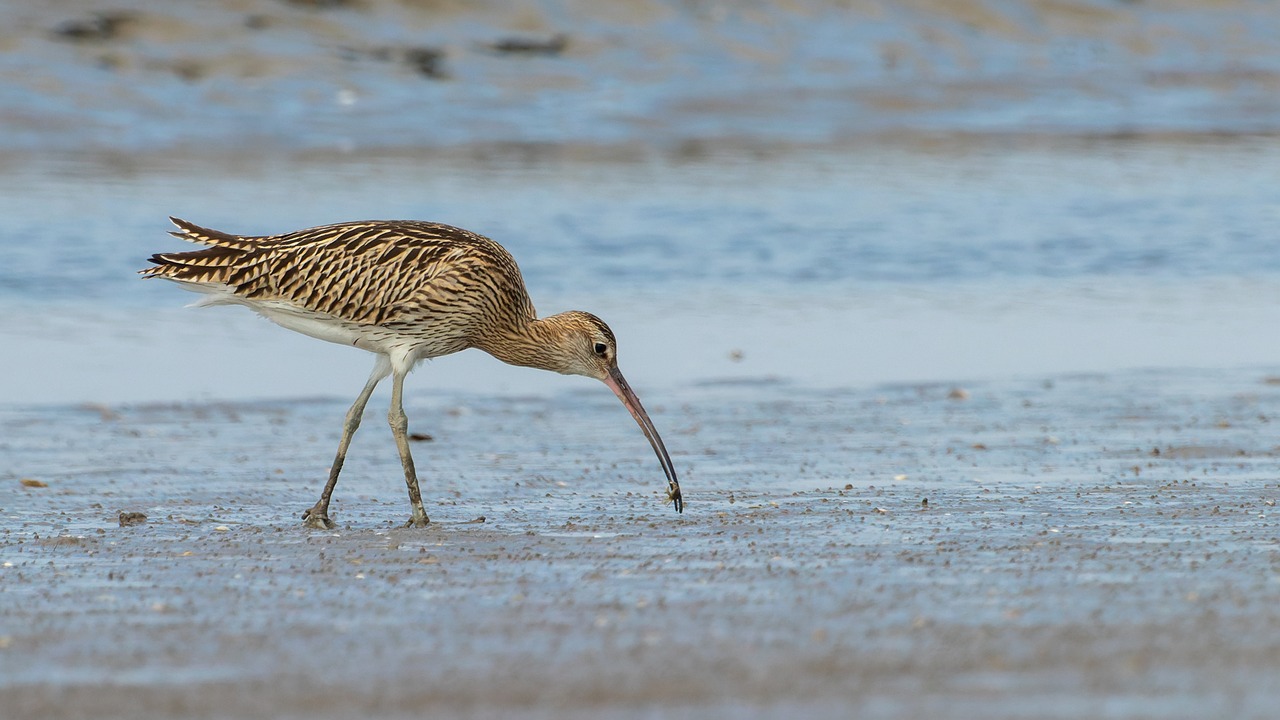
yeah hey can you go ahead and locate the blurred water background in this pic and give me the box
[1,0,1278,404]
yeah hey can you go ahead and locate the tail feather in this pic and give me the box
[142,235,252,285]
[168,217,261,250]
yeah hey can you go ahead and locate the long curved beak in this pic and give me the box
[603,366,683,513]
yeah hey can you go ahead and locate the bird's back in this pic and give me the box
[143,218,537,355]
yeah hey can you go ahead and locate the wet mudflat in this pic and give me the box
[4,2,1280,716]
[3,367,1279,719]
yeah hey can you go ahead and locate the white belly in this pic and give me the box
[168,280,466,361]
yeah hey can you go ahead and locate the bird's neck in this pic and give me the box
[477,315,571,374]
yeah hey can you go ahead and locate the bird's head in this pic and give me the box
[542,310,618,380]
[536,310,683,513]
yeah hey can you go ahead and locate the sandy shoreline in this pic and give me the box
[4,367,1280,718]
[5,0,1279,152]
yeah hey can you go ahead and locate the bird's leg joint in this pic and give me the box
[388,407,409,435]
[343,408,364,435]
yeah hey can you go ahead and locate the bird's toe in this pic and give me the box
[302,507,336,530]
[403,513,431,529]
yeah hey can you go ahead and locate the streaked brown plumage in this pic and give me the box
[142,217,682,528]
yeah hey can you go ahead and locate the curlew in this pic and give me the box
[142,217,682,528]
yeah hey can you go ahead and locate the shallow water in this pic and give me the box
[5,137,1280,301]
[3,137,1280,404]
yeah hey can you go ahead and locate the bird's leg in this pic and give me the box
[388,369,430,528]
[303,357,390,529]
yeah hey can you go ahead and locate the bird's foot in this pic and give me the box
[403,509,431,529]
[301,505,336,530]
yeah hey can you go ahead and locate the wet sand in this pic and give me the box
[4,368,1280,718]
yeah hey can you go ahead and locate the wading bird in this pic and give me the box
[142,218,682,528]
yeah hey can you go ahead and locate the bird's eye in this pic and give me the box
[593,342,608,356]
